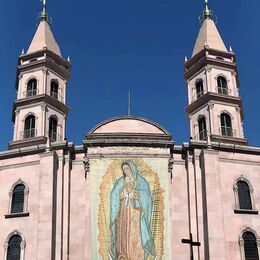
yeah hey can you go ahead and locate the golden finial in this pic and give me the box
[200,0,215,23]
[41,0,48,21]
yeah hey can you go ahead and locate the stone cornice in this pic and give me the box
[12,94,70,122]
[185,48,236,68]
[16,49,71,89]
[8,136,48,150]
[18,49,71,71]
[189,140,260,155]
[1,139,260,160]
[210,134,248,146]
[185,92,244,118]
[184,48,238,83]
[84,132,174,149]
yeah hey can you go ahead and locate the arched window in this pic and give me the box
[237,181,252,210]
[243,231,259,260]
[198,117,207,140]
[24,115,36,139]
[11,184,25,214]
[49,117,58,142]
[233,176,257,214]
[217,76,228,95]
[26,78,37,97]
[220,113,232,137]
[7,234,22,260]
[196,80,204,99]
[50,80,59,100]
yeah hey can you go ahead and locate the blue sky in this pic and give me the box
[0,0,259,150]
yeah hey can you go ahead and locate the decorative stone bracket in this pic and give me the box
[168,157,174,183]
[83,158,90,178]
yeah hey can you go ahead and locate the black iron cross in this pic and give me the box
[181,233,201,260]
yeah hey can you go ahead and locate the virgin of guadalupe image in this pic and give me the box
[109,160,156,260]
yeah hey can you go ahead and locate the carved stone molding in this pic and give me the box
[168,158,174,173]
[83,158,90,178]
[15,109,20,115]
[239,238,244,247]
[168,157,174,183]
[233,185,238,192]
[236,107,241,113]
[41,104,47,111]
[3,242,8,250]
[209,104,214,109]
[42,68,49,75]
[205,65,212,72]
[20,241,26,250]
[24,188,29,195]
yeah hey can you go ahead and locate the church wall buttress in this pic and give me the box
[200,149,227,260]
[37,151,58,260]
[170,154,190,259]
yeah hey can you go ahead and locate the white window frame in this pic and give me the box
[8,179,29,214]
[233,175,257,212]
[4,230,26,260]
[239,227,260,260]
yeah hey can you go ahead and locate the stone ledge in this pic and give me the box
[8,136,47,150]
[234,209,259,215]
[5,212,30,219]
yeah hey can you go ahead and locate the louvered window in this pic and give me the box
[238,181,252,210]
[243,232,259,260]
[7,235,22,260]
[11,184,25,213]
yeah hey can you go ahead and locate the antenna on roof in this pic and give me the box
[128,90,131,116]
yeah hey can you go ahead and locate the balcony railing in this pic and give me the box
[194,130,208,141]
[21,129,37,139]
[48,131,62,142]
[219,127,236,137]
[50,91,63,103]
[23,89,38,98]
[216,87,231,95]
[191,91,204,103]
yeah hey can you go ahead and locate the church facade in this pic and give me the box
[0,1,260,260]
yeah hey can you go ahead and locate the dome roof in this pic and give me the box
[89,116,169,135]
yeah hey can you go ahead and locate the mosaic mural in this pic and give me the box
[98,159,165,260]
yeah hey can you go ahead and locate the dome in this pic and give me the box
[84,116,173,148]
[89,116,169,135]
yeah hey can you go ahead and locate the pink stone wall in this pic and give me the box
[0,146,259,259]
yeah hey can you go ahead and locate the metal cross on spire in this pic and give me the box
[203,0,211,19]
[41,0,48,21]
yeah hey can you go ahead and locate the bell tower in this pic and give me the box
[184,0,247,145]
[9,0,71,149]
